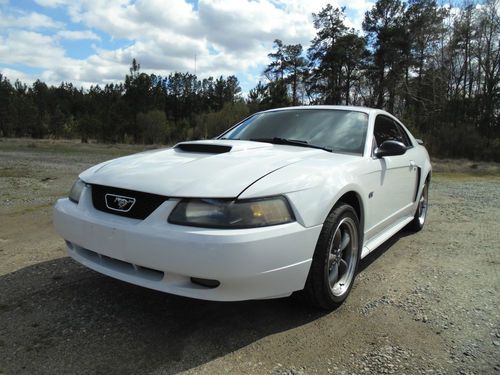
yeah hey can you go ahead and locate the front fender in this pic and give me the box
[238,158,367,228]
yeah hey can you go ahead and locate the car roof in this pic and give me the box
[261,105,384,116]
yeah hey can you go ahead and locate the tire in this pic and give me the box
[407,180,429,232]
[301,203,361,310]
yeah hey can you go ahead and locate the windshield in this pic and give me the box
[220,109,368,155]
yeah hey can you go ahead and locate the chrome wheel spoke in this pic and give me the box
[339,230,351,252]
[328,263,339,287]
[339,258,348,270]
[328,253,335,268]
[333,229,341,250]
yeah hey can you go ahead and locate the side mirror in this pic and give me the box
[374,140,407,158]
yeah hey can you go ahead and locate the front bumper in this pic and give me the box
[53,187,322,301]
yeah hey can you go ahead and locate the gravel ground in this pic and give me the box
[0,139,499,375]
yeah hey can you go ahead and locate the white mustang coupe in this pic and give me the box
[54,106,431,309]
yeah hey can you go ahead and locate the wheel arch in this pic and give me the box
[336,191,364,227]
[326,189,365,246]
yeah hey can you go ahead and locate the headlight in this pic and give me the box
[69,179,86,203]
[168,196,295,228]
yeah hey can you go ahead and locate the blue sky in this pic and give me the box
[0,0,373,93]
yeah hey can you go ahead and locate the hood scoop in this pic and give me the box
[174,142,232,154]
[173,139,275,154]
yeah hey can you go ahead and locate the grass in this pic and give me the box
[0,167,32,178]
[431,158,500,176]
[0,138,160,158]
[433,172,500,182]
[11,203,54,215]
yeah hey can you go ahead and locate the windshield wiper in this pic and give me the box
[249,137,332,152]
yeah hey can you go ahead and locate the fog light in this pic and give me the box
[190,277,220,288]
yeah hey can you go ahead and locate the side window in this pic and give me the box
[394,122,412,147]
[373,116,412,148]
[373,116,403,146]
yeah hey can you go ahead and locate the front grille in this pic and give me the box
[91,184,168,219]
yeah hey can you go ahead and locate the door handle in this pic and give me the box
[410,160,416,169]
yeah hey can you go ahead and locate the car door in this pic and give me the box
[364,115,418,239]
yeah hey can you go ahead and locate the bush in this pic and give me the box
[137,110,168,144]
[192,101,249,140]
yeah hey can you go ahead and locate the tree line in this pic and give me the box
[0,0,498,160]
[0,61,247,145]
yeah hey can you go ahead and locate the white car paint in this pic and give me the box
[53,106,431,301]
[80,142,332,198]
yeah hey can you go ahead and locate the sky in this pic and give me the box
[0,0,374,93]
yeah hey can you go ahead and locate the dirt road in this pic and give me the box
[0,139,499,374]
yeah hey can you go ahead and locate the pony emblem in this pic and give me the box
[105,194,136,212]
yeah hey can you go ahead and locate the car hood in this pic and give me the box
[80,140,349,198]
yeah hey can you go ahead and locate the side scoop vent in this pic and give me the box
[175,143,232,154]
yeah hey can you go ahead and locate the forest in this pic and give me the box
[0,0,498,161]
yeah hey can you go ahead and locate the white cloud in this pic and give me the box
[56,30,100,41]
[0,30,121,88]
[0,10,63,29]
[34,0,67,8]
[0,31,66,68]
[0,67,35,84]
[1,0,375,90]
